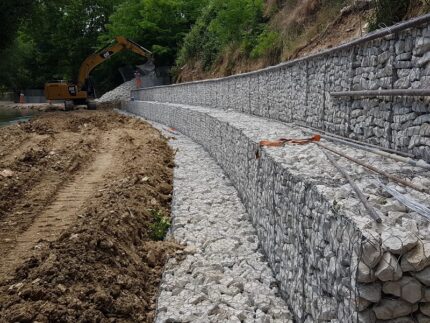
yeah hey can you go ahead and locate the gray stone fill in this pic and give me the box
[132,24,430,163]
[124,101,430,322]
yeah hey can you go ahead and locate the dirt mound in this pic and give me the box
[0,110,179,322]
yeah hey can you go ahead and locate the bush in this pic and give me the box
[369,0,410,31]
[177,0,265,70]
[250,29,281,59]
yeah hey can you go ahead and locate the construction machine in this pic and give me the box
[44,36,152,110]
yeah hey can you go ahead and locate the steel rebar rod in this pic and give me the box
[296,123,415,158]
[315,142,430,195]
[374,178,430,221]
[331,89,430,98]
[322,149,382,223]
[300,129,430,170]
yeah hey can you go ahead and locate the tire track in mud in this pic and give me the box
[0,135,116,282]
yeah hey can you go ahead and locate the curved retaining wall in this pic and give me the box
[126,101,363,321]
[125,101,430,322]
[132,16,430,163]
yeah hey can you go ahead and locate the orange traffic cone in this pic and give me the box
[19,92,25,104]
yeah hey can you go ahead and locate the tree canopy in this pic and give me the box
[177,0,266,70]
[0,0,34,53]
[0,0,425,94]
[104,0,207,65]
[0,0,206,93]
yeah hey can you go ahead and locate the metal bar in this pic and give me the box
[321,149,382,223]
[300,129,430,170]
[331,89,430,98]
[316,142,430,195]
[374,178,430,221]
[296,123,415,158]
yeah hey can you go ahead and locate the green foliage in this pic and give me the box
[149,209,171,241]
[0,0,34,53]
[105,0,206,66]
[176,3,219,69]
[24,0,120,82]
[177,0,266,70]
[250,29,281,59]
[369,0,410,31]
[0,0,206,93]
[0,0,126,92]
[0,33,35,91]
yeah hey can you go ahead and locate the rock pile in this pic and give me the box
[135,118,293,322]
[96,80,135,103]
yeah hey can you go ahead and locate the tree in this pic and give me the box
[23,0,121,82]
[176,0,265,70]
[0,0,124,92]
[104,0,207,65]
[0,0,34,53]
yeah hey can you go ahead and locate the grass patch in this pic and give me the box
[149,209,171,241]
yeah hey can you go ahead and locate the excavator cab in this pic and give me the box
[44,81,89,110]
[44,37,152,111]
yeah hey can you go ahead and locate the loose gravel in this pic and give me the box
[119,111,293,322]
[97,80,135,103]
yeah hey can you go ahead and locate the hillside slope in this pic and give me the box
[176,0,430,82]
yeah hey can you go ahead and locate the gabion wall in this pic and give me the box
[127,17,430,322]
[126,102,430,322]
[126,101,363,321]
[132,23,430,162]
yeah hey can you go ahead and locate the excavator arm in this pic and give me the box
[44,36,151,110]
[77,36,152,89]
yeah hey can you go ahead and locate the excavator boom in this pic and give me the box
[44,36,151,110]
[77,36,152,88]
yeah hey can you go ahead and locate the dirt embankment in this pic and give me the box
[0,110,179,322]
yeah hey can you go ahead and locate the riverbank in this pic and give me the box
[0,102,65,128]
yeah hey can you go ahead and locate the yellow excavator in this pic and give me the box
[44,36,152,110]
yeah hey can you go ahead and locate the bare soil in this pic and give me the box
[0,109,179,322]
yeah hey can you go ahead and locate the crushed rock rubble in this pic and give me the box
[120,111,293,322]
[157,124,293,322]
[96,80,135,103]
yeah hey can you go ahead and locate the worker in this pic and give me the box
[134,70,142,89]
[19,91,25,104]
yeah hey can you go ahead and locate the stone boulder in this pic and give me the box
[415,267,430,286]
[357,282,381,303]
[382,229,418,256]
[382,276,423,304]
[375,252,402,281]
[373,299,418,320]
[357,261,376,283]
[401,241,430,272]
[422,303,430,316]
[361,235,383,269]
[417,313,430,323]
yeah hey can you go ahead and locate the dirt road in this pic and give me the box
[0,110,179,322]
